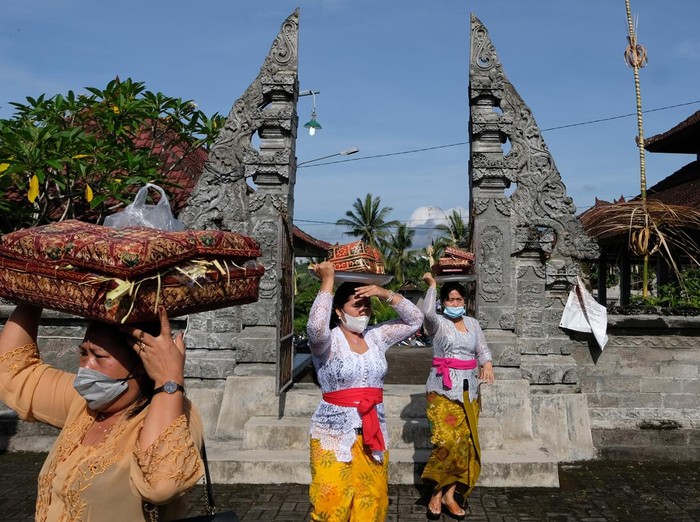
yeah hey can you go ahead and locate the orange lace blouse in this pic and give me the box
[0,343,204,521]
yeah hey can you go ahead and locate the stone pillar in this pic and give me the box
[469,14,600,389]
[179,10,299,389]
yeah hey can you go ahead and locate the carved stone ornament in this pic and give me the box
[477,311,489,329]
[545,260,579,288]
[479,225,504,302]
[499,312,516,330]
[180,10,299,231]
[469,15,599,264]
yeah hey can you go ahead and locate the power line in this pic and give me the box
[299,142,467,168]
[295,218,451,231]
[298,99,700,168]
[540,99,700,132]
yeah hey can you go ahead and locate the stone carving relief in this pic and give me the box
[499,312,516,330]
[479,225,504,302]
[254,220,280,301]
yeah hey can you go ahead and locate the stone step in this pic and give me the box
[206,441,558,487]
[283,383,428,418]
[243,415,504,451]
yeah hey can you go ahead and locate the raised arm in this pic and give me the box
[420,272,440,335]
[0,304,76,426]
[306,262,335,356]
[0,303,42,356]
[354,285,423,350]
[122,307,187,451]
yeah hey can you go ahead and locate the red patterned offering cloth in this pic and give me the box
[0,220,265,324]
[432,246,474,275]
[327,241,385,274]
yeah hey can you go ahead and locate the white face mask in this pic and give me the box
[341,313,370,334]
[73,367,131,411]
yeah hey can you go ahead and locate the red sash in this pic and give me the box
[432,357,477,389]
[322,387,385,451]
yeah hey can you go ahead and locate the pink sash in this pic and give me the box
[432,357,477,389]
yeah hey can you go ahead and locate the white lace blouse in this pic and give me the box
[421,286,493,403]
[307,291,424,462]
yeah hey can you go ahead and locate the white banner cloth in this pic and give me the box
[559,276,608,350]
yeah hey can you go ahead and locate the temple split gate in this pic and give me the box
[181,12,601,486]
[10,11,690,486]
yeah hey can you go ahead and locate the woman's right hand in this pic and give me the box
[314,261,335,291]
[422,272,437,288]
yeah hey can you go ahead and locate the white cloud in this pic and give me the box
[408,205,469,250]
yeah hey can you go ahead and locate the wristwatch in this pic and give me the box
[153,381,185,395]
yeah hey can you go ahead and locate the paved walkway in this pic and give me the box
[1,452,699,521]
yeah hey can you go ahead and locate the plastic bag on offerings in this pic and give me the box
[103,183,184,231]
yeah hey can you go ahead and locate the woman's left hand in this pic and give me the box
[479,361,495,384]
[122,307,185,387]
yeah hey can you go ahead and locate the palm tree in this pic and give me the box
[383,224,416,286]
[436,209,470,248]
[336,193,400,248]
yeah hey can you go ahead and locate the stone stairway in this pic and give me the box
[206,380,560,487]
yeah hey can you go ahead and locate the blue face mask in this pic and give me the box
[443,306,465,319]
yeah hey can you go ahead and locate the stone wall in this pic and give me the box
[572,314,700,460]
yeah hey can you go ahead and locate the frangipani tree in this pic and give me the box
[0,77,223,232]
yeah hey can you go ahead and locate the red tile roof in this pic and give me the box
[645,110,700,154]
[3,126,329,255]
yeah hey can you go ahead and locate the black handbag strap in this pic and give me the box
[200,441,216,515]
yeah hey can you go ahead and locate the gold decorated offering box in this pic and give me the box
[327,241,385,274]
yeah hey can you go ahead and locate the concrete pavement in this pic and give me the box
[1,452,699,521]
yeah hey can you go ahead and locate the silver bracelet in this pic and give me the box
[385,291,395,303]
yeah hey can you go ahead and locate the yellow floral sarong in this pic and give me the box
[309,435,389,522]
[421,392,481,502]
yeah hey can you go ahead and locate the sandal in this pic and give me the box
[426,505,442,520]
[427,494,443,520]
[441,499,466,520]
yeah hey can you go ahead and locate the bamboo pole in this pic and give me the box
[624,0,650,297]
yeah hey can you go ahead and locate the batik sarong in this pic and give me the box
[309,435,389,522]
[421,391,481,501]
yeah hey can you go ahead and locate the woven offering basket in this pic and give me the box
[431,246,474,276]
[0,221,265,324]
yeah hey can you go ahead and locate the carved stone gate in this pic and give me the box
[179,10,300,394]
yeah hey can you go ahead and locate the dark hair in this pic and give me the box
[330,282,363,329]
[439,282,467,304]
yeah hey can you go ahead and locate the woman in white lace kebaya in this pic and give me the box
[306,261,424,522]
[420,272,494,520]
[0,304,203,521]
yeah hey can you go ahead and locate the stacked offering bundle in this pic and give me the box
[0,220,265,324]
[432,246,475,276]
[327,241,385,274]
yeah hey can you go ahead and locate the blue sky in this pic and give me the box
[3,1,699,247]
